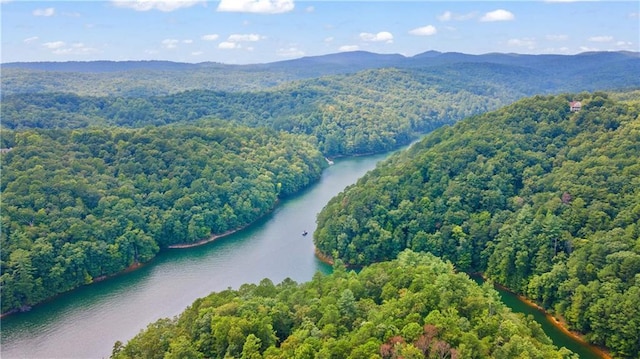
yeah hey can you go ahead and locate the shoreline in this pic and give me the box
[490,280,611,359]
[166,200,280,249]
[314,250,612,359]
[314,248,334,266]
[167,228,242,249]
[1,199,285,318]
[0,261,145,320]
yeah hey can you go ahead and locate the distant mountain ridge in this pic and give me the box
[2,50,638,97]
[3,49,638,73]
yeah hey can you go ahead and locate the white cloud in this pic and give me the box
[33,7,55,16]
[480,9,515,22]
[191,51,204,56]
[589,35,613,42]
[183,39,193,44]
[201,34,219,41]
[438,10,475,22]
[24,36,39,44]
[438,11,452,21]
[339,45,359,52]
[507,38,536,49]
[359,31,393,43]
[579,46,599,52]
[277,47,304,58]
[228,34,263,42]
[43,42,100,55]
[305,6,314,13]
[217,0,294,14]
[219,41,239,49]
[162,39,179,49]
[111,0,204,12]
[546,34,568,41]
[409,25,437,36]
[324,37,334,43]
[43,41,66,49]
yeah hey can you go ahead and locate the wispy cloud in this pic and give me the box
[162,39,179,49]
[589,35,613,42]
[546,34,569,41]
[201,34,219,41]
[111,0,204,12]
[33,7,55,17]
[409,25,437,36]
[43,41,66,49]
[42,41,99,55]
[480,9,515,22]
[23,36,39,44]
[228,34,264,42]
[218,33,265,50]
[507,38,536,49]
[52,42,100,55]
[360,31,393,43]
[437,10,476,22]
[217,0,294,14]
[219,41,239,49]
[339,45,359,52]
[277,47,304,58]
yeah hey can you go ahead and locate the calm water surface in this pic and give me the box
[1,153,388,359]
[1,150,600,359]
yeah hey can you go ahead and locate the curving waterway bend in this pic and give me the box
[1,151,601,359]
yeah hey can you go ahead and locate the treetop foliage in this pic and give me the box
[0,123,325,314]
[314,92,640,358]
[111,250,575,359]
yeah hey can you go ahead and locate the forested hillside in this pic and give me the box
[0,66,519,157]
[111,250,575,359]
[314,92,640,358]
[2,50,637,97]
[0,123,325,314]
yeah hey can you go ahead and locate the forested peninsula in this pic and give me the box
[111,250,576,359]
[0,124,325,314]
[314,92,640,358]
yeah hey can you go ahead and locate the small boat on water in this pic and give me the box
[302,230,308,236]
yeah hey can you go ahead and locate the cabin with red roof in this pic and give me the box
[569,101,582,112]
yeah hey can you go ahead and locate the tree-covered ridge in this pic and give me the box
[111,250,575,359]
[0,124,326,314]
[2,50,638,97]
[314,92,640,357]
[0,65,539,157]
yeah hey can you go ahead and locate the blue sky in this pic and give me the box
[1,1,638,64]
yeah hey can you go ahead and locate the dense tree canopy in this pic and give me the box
[314,92,640,357]
[112,250,575,359]
[1,66,523,157]
[0,123,326,314]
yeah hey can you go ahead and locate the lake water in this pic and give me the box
[0,153,388,359]
[0,150,602,358]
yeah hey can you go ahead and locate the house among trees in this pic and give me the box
[569,101,582,112]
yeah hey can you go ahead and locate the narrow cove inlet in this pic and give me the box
[1,151,603,359]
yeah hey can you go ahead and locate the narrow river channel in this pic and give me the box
[1,153,388,359]
[1,150,602,358]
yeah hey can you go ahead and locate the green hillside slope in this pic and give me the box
[111,251,575,359]
[0,124,325,314]
[1,66,521,157]
[314,92,640,357]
